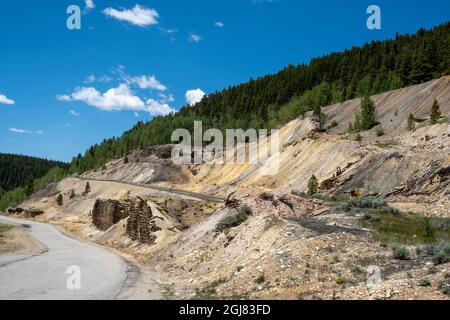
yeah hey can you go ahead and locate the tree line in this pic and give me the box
[0,153,68,196]
[69,22,450,174]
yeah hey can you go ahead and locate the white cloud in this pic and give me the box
[103,5,159,27]
[0,94,15,105]
[214,21,224,28]
[35,130,44,135]
[66,83,175,116]
[158,93,175,103]
[85,0,95,10]
[69,110,80,116]
[9,128,33,134]
[160,27,177,34]
[145,99,175,116]
[125,75,167,91]
[189,34,202,42]
[84,74,113,84]
[134,112,140,118]
[71,84,145,112]
[56,94,72,102]
[185,88,205,106]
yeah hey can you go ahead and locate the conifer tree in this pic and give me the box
[307,175,319,196]
[430,99,442,124]
[407,113,415,131]
[56,194,63,206]
[359,95,377,130]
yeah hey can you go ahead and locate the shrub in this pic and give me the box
[84,182,91,195]
[259,192,274,201]
[335,276,346,285]
[239,204,253,216]
[216,213,248,232]
[391,244,411,260]
[291,189,306,197]
[255,274,265,284]
[56,194,63,207]
[328,120,339,129]
[69,189,76,199]
[355,133,362,142]
[418,279,431,287]
[375,126,385,137]
[433,241,450,265]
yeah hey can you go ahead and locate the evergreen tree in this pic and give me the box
[348,122,354,133]
[56,194,63,206]
[84,182,91,195]
[69,189,76,199]
[430,99,442,124]
[307,175,319,196]
[359,95,377,130]
[407,113,416,131]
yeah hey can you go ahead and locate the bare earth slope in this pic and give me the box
[6,77,450,300]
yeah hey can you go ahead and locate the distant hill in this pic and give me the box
[0,153,68,195]
[70,22,450,174]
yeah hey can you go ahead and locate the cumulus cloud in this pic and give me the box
[124,75,167,91]
[189,34,202,42]
[145,99,175,116]
[56,94,72,102]
[158,93,175,103]
[85,0,95,10]
[63,83,175,116]
[0,94,15,105]
[185,88,205,106]
[71,84,145,111]
[8,128,43,134]
[103,5,159,27]
[214,21,224,28]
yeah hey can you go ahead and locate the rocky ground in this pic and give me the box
[4,77,450,300]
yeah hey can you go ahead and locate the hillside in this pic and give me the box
[70,22,450,174]
[11,76,450,300]
[0,154,68,195]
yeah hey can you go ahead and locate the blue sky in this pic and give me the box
[0,0,449,162]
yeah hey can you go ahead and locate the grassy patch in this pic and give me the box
[362,213,450,245]
[193,278,227,300]
[160,284,175,300]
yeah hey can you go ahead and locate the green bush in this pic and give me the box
[418,279,431,287]
[433,242,450,265]
[216,213,248,232]
[391,244,411,260]
[335,276,346,285]
[238,204,253,216]
[255,274,265,284]
[259,192,274,201]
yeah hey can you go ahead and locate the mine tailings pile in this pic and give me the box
[92,197,161,245]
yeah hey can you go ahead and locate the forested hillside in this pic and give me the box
[70,22,450,174]
[0,154,68,195]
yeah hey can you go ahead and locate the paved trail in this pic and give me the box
[0,215,129,300]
